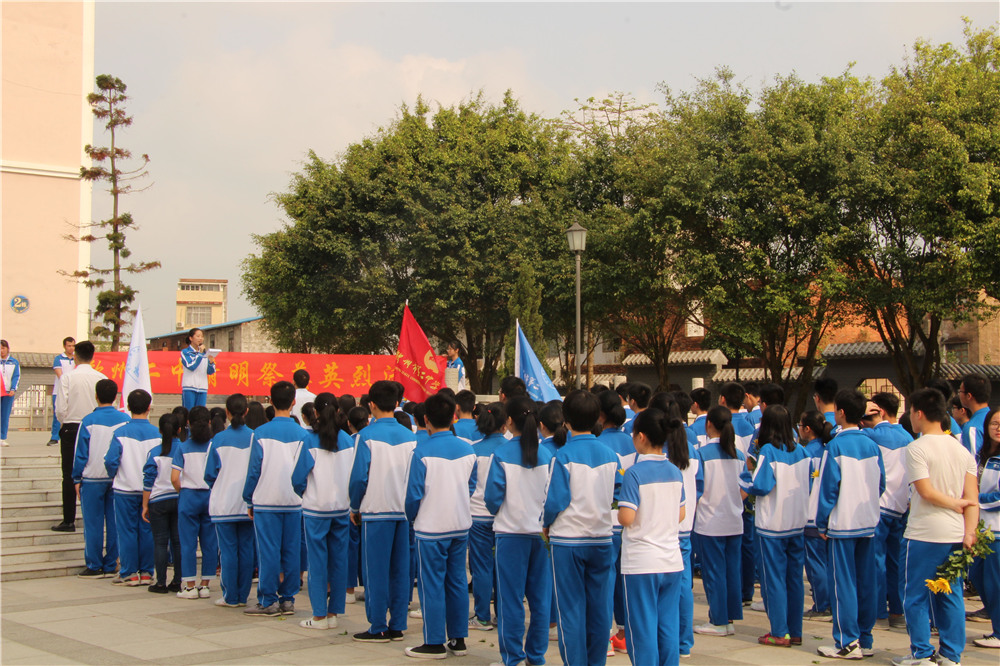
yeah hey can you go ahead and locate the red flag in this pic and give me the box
[394,304,445,401]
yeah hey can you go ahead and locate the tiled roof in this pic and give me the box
[554,373,623,388]
[938,363,1000,380]
[622,349,728,367]
[712,366,823,383]
[822,341,925,359]
[150,316,263,340]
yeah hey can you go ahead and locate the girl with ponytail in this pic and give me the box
[468,402,507,630]
[693,404,747,637]
[143,414,182,593]
[484,395,553,666]
[299,392,356,629]
[538,400,567,453]
[204,393,255,606]
[800,410,834,620]
[172,406,219,600]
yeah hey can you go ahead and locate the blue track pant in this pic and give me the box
[903,539,965,663]
[216,521,254,604]
[828,536,876,650]
[304,514,349,618]
[698,533,743,626]
[0,395,13,439]
[551,542,615,666]
[874,513,907,618]
[416,534,470,645]
[623,571,682,666]
[968,546,1000,639]
[495,534,551,666]
[181,389,207,410]
[80,481,117,573]
[759,534,804,638]
[114,492,152,577]
[253,510,301,607]
[468,520,496,623]
[804,528,830,612]
[361,519,410,634]
[50,394,61,441]
[679,536,694,656]
[178,489,218,582]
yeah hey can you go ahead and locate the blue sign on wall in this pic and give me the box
[10,295,29,314]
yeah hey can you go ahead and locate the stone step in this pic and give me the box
[1,515,72,533]
[1,528,86,548]
[2,542,84,565]
[1,454,63,467]
[2,489,64,503]
[1,465,62,480]
[0,559,87,582]
[0,478,64,491]
[1,500,74,519]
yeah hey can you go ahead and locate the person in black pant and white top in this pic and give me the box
[54,341,107,532]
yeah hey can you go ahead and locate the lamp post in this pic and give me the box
[565,222,587,390]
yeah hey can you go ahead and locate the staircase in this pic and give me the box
[1,445,87,581]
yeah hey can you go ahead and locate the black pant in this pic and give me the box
[149,498,181,586]
[58,423,80,524]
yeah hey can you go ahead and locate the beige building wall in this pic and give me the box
[1,1,95,351]
[175,279,228,330]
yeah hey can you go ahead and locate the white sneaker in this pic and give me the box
[176,586,200,599]
[889,656,934,666]
[750,600,766,612]
[974,634,1000,648]
[299,617,330,630]
[694,622,730,636]
[345,593,356,605]
[1,439,9,447]
[818,641,863,659]
[408,608,423,619]
[935,656,960,666]
[727,623,735,635]
[198,586,210,598]
[469,617,493,631]
[214,597,243,607]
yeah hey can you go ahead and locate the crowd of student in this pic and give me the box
[61,345,1000,666]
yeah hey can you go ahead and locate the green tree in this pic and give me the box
[502,261,547,378]
[68,75,159,351]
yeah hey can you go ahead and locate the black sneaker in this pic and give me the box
[167,581,182,593]
[51,522,75,533]
[386,629,405,641]
[46,439,59,446]
[404,644,447,659]
[447,638,467,656]
[77,568,103,579]
[805,608,833,621]
[148,584,169,594]
[967,607,991,623]
[353,630,391,643]
[817,641,863,659]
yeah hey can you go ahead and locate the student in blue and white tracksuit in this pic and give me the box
[959,373,991,457]
[105,390,160,584]
[242,381,312,616]
[299,394,356,630]
[403,392,477,659]
[668,403,702,659]
[51,338,75,444]
[619,408,686,666]
[142,414,182,592]
[171,406,218,598]
[72,379,129,577]
[717,383,758,607]
[485,396,553,666]
[971,408,1000,650]
[799,410,834,620]
[815,390,885,660]
[739,405,810,647]
[544,390,622,666]
[863,393,913,626]
[468,402,506,630]
[204,394,255,607]
[348,380,418,641]
[598,389,637,651]
[693,405,746,636]
[0,340,20,445]
[453,390,480,442]
[180,328,216,410]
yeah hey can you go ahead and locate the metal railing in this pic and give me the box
[10,385,52,431]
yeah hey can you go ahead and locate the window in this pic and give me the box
[179,284,222,292]
[685,320,704,337]
[944,342,970,364]
[228,330,235,352]
[602,337,621,353]
[186,306,212,326]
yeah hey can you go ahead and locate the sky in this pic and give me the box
[88,1,999,337]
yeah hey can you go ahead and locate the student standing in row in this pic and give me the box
[180,328,215,410]
[205,393,255,608]
[800,410,834,621]
[142,413,182,593]
[468,403,506,632]
[0,339,19,448]
[172,406,218,599]
[485,395,553,666]
[49,337,75,445]
[971,407,1000,649]
[403,392,476,659]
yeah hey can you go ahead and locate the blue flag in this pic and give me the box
[515,321,561,402]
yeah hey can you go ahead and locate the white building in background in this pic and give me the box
[175,278,228,330]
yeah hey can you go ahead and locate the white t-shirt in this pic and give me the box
[904,433,977,543]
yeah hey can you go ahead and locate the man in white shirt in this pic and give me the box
[290,369,316,425]
[890,388,979,666]
[54,341,107,532]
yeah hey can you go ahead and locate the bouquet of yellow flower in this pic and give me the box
[925,520,996,595]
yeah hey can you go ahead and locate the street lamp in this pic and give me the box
[565,222,587,390]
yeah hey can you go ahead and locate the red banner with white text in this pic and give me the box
[92,352,396,397]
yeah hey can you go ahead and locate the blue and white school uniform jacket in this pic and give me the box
[673,443,703,539]
[470,433,505,523]
[979,453,1000,533]
[962,406,989,457]
[619,454,685,574]
[349,417,417,521]
[865,422,913,519]
[732,412,756,458]
[204,425,253,522]
[173,438,211,491]
[539,436,559,457]
[739,442,811,537]
[105,419,161,495]
[804,437,826,529]
[301,430,356,519]
[242,417,310,513]
[0,356,20,393]
[599,428,637,533]
[404,431,476,539]
[72,406,130,484]
[453,418,481,443]
[747,406,762,427]
[693,438,746,538]
[144,442,179,504]
[484,437,553,535]
[180,346,215,394]
[690,414,707,448]
[815,428,885,538]
[543,433,622,546]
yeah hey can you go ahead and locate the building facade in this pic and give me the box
[175,278,228,330]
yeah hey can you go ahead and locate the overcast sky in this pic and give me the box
[89,1,999,337]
